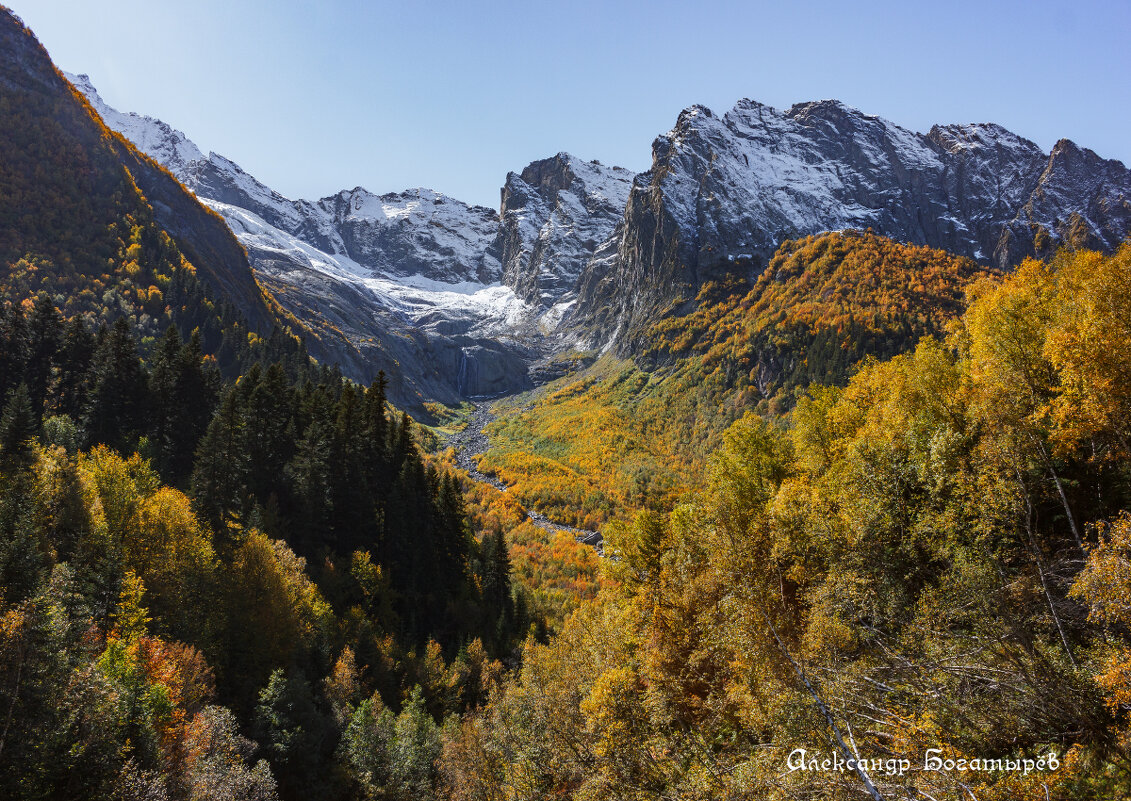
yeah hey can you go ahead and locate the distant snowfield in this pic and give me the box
[362,278,532,332]
[204,198,535,333]
[70,68,1131,382]
[66,69,626,355]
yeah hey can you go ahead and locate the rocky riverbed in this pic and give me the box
[447,399,603,551]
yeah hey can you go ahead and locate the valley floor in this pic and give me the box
[446,399,603,549]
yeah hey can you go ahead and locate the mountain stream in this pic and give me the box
[446,400,603,552]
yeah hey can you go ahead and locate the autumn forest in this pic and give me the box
[2,6,1131,801]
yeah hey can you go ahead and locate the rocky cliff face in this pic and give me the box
[569,99,1131,352]
[68,73,540,408]
[72,75,505,286]
[1009,138,1131,258]
[70,72,1130,393]
[497,153,634,307]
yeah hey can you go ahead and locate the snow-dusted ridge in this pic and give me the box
[69,71,1131,397]
[67,73,204,175]
[67,72,508,285]
[69,72,562,329]
[66,72,564,402]
[203,197,530,338]
[572,95,1131,352]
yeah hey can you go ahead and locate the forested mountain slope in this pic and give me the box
[0,10,534,800]
[446,244,1131,800]
[0,10,285,363]
[480,231,992,527]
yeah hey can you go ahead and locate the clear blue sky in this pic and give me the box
[12,0,1131,209]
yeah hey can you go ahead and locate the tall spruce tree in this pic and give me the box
[25,292,60,417]
[0,383,36,467]
[84,317,147,453]
[286,387,335,554]
[363,372,389,479]
[54,315,95,421]
[478,527,514,652]
[0,301,29,402]
[150,326,217,484]
[191,385,249,537]
[0,384,43,603]
[243,363,295,514]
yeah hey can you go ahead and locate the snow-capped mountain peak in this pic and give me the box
[570,96,1131,353]
[497,152,635,306]
[65,72,204,173]
[69,72,1131,400]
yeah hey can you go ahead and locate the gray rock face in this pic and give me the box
[1005,138,1131,259]
[497,153,634,306]
[454,344,533,397]
[319,189,502,283]
[67,73,530,412]
[70,71,1131,395]
[180,159,503,286]
[570,99,1131,352]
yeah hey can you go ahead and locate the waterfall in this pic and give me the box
[456,348,478,397]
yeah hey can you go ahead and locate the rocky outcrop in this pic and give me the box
[497,153,633,306]
[569,99,1131,353]
[1005,138,1131,260]
[71,73,504,286]
[70,70,1131,393]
